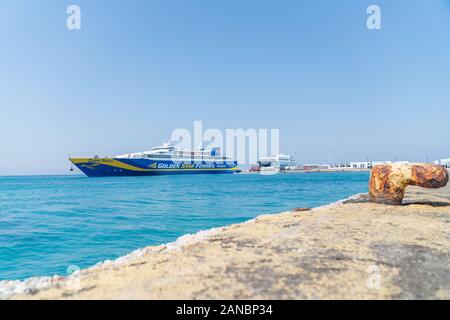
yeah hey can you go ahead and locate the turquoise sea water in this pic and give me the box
[0,172,369,280]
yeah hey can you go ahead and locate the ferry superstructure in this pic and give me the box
[69,143,238,177]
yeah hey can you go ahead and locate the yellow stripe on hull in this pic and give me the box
[69,158,239,172]
[70,158,151,171]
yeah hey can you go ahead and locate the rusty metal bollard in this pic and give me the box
[369,163,449,205]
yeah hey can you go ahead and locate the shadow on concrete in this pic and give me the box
[401,201,450,207]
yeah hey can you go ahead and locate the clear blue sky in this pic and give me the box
[1,0,450,175]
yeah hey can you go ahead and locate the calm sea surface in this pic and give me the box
[0,172,369,280]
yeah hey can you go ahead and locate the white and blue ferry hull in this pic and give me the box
[70,158,239,177]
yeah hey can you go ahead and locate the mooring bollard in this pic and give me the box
[369,163,449,205]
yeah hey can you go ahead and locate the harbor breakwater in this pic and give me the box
[2,185,450,299]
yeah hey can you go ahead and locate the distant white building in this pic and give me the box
[301,164,322,170]
[350,162,371,169]
[371,161,392,167]
[371,161,409,167]
[436,158,450,168]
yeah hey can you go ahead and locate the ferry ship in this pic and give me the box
[69,143,239,177]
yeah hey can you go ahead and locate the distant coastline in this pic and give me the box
[240,168,371,174]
